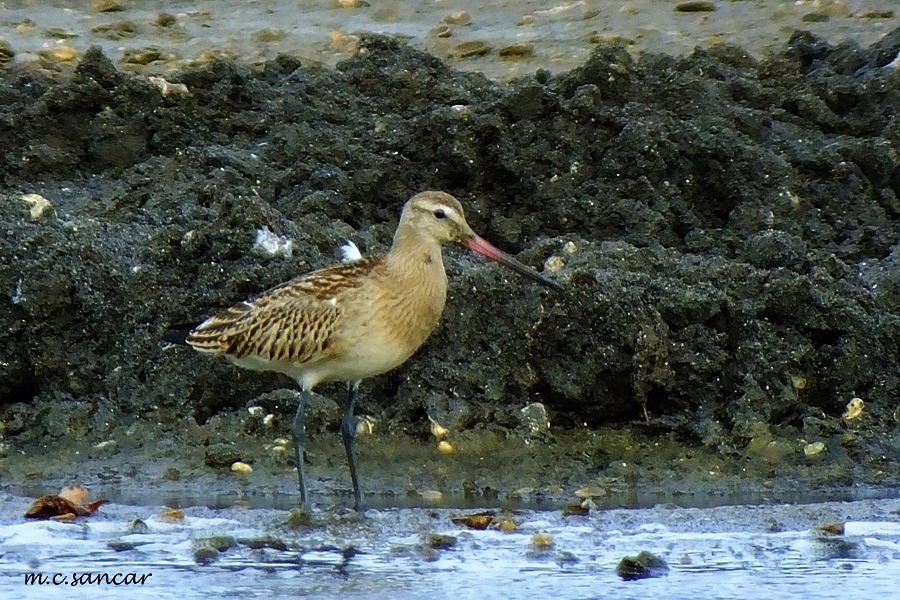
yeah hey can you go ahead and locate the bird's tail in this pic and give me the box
[160,322,202,345]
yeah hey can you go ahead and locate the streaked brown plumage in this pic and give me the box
[164,191,560,510]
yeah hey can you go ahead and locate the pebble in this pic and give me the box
[44,28,78,39]
[443,11,472,26]
[804,442,826,457]
[91,21,138,40]
[21,193,55,221]
[430,24,452,38]
[94,0,124,12]
[148,76,190,97]
[498,44,534,59]
[455,40,491,59]
[156,12,177,27]
[231,461,253,475]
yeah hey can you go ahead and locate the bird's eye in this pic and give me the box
[433,209,447,219]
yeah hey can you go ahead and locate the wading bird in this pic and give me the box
[163,191,560,510]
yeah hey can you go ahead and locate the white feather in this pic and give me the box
[340,240,362,262]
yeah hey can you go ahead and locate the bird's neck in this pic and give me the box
[387,226,444,274]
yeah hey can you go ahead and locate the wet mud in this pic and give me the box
[2,22,900,504]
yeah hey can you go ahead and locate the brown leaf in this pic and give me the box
[24,495,80,519]
[451,514,494,530]
[82,499,108,515]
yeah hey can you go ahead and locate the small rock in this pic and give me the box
[455,40,491,59]
[674,1,716,12]
[437,440,454,454]
[804,441,826,457]
[335,0,369,7]
[44,28,78,39]
[532,533,555,551]
[856,10,894,19]
[427,533,457,550]
[193,545,219,565]
[38,46,78,63]
[162,467,181,480]
[204,444,242,468]
[443,11,472,25]
[430,24,452,38]
[92,21,137,40]
[156,12,177,27]
[617,551,670,580]
[574,485,607,499]
[801,12,829,23]
[128,518,148,533]
[231,461,253,475]
[0,38,14,63]
[94,0,125,12]
[121,47,162,65]
[517,15,536,26]
[20,193,54,221]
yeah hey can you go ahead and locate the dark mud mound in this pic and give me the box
[2,31,900,488]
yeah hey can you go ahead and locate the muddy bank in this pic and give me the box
[2,29,900,503]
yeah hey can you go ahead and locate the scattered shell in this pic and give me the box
[129,518,148,533]
[674,1,716,12]
[91,21,138,40]
[496,518,517,532]
[420,489,443,502]
[430,24,452,38]
[39,46,79,63]
[329,30,359,53]
[44,28,79,39]
[356,415,376,436]
[454,41,491,59]
[21,193,55,221]
[574,485,607,499]
[856,10,894,18]
[251,28,286,43]
[563,241,577,254]
[451,513,494,530]
[498,44,534,59]
[159,508,184,521]
[429,416,449,439]
[818,522,845,536]
[532,533,555,550]
[231,461,253,474]
[843,397,864,420]
[262,413,275,426]
[121,47,162,65]
[443,11,472,25]
[792,375,807,390]
[92,439,116,451]
[94,0,125,12]
[804,441,826,457]
[437,440,454,454]
[520,402,550,434]
[544,255,565,273]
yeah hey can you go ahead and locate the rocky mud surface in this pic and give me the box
[2,25,900,506]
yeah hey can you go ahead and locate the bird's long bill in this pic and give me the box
[463,234,561,290]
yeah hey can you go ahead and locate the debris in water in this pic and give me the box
[24,485,107,520]
[616,550,670,580]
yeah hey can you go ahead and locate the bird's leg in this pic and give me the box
[340,381,362,511]
[292,387,311,506]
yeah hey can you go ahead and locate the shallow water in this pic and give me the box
[2,495,899,599]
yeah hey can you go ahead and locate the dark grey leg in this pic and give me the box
[292,388,311,506]
[340,381,362,511]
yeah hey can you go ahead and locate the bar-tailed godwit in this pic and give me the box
[163,191,560,510]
